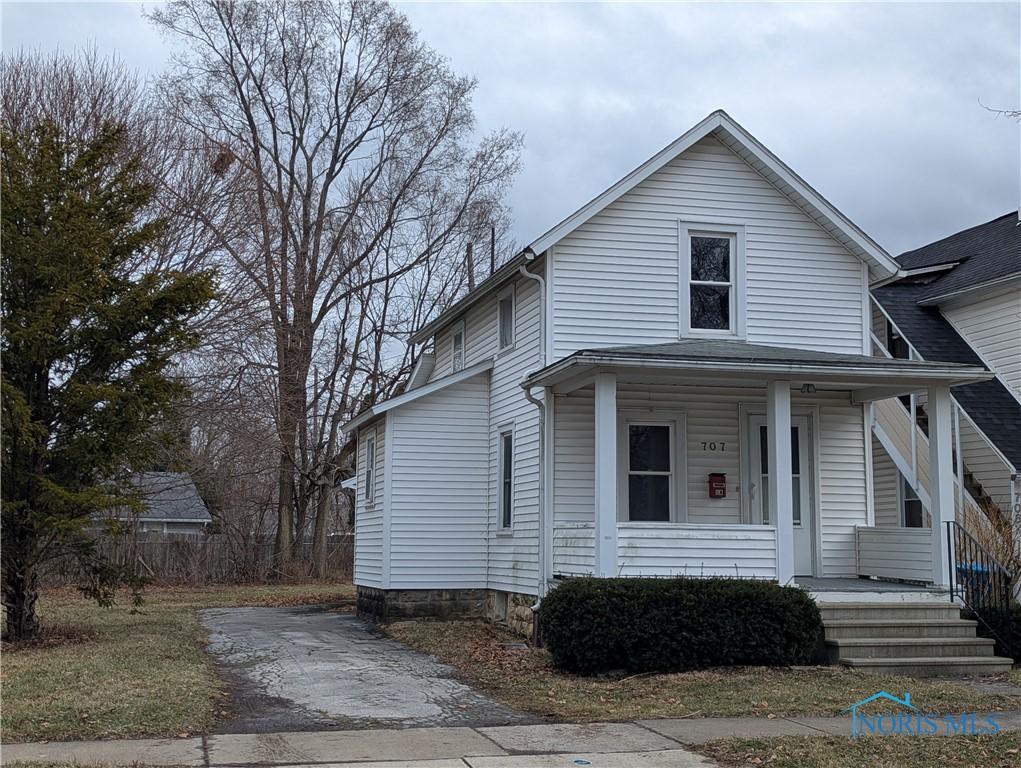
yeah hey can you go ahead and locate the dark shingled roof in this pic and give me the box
[872,218,1021,468]
[896,212,1021,303]
[125,472,211,522]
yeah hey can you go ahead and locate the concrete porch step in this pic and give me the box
[818,602,962,621]
[827,636,996,660]
[840,655,1014,677]
[823,618,979,639]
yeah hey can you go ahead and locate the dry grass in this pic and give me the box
[700,733,1021,768]
[1,583,355,743]
[386,619,1021,721]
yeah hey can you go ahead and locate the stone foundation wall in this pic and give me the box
[356,586,487,623]
[357,585,536,636]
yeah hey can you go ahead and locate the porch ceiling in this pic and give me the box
[522,340,992,401]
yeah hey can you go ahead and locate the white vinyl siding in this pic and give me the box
[387,373,490,589]
[553,384,867,578]
[487,274,543,593]
[871,436,901,528]
[551,134,866,358]
[943,281,1021,399]
[353,420,386,588]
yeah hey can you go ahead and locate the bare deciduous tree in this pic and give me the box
[150,0,521,572]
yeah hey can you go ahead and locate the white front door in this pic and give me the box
[748,415,816,576]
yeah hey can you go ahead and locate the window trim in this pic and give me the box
[451,319,466,372]
[899,475,926,528]
[497,284,515,351]
[498,425,514,530]
[679,221,746,339]
[617,410,687,523]
[364,430,376,502]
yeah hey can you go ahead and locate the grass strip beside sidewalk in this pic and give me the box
[386,619,1021,721]
[1,584,355,742]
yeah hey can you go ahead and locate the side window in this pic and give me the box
[499,428,513,528]
[452,321,465,372]
[498,287,514,350]
[364,433,376,501]
[901,476,924,528]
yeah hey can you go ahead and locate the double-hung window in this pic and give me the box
[364,433,376,501]
[626,423,673,521]
[499,428,513,528]
[498,286,514,350]
[680,222,744,337]
[451,321,465,372]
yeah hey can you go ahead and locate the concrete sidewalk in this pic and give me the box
[4,713,1020,767]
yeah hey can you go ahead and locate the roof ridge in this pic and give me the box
[898,211,1018,261]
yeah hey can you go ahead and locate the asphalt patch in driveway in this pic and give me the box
[202,605,538,732]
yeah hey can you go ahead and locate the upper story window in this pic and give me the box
[451,320,465,372]
[498,286,514,350]
[679,222,745,338]
[689,234,734,331]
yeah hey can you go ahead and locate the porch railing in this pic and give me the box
[551,521,777,580]
[946,520,1014,616]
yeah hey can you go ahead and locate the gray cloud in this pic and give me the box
[5,1,1017,256]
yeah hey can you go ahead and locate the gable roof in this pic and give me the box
[342,358,494,432]
[529,110,899,278]
[411,110,899,346]
[895,212,1020,304]
[119,472,211,523]
[872,281,1021,469]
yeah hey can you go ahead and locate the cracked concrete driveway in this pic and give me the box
[201,606,537,733]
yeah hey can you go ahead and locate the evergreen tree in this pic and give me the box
[1,119,214,641]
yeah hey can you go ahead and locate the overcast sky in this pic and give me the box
[3,1,1018,256]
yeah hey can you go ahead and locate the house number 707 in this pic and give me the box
[701,442,726,451]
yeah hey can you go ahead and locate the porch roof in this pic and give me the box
[521,339,992,400]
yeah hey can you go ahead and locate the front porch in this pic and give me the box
[525,340,991,592]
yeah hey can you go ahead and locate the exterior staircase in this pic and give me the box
[820,601,1014,677]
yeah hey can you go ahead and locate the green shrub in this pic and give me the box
[538,577,822,675]
[972,604,1021,660]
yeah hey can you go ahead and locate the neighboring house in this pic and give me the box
[868,213,1020,574]
[100,471,212,535]
[344,110,1014,672]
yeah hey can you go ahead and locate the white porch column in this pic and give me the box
[594,372,618,577]
[928,384,955,587]
[767,380,794,584]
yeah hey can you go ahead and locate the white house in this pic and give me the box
[344,111,1014,674]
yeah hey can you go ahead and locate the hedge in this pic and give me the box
[538,577,822,674]
[973,604,1021,661]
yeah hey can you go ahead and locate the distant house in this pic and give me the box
[104,472,212,535]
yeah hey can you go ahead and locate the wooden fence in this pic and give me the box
[45,532,353,585]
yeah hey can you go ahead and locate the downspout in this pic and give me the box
[518,251,549,641]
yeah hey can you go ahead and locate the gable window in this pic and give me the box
[364,432,376,501]
[626,423,673,521]
[679,222,745,338]
[499,428,514,528]
[689,233,734,331]
[451,321,465,372]
[498,286,514,350]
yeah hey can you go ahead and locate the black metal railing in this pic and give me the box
[946,520,1015,635]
